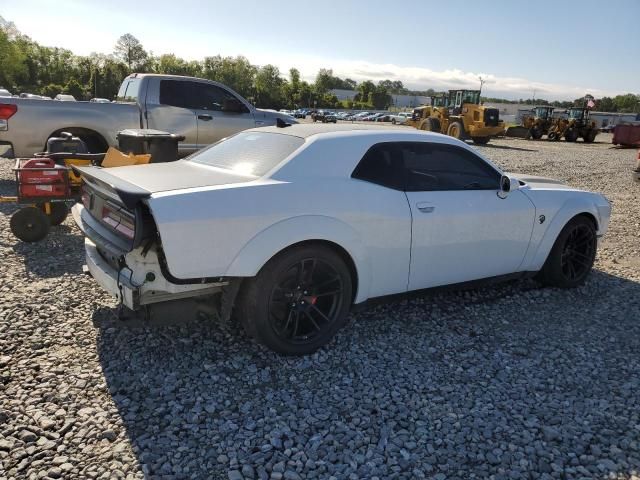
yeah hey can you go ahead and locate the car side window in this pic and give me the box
[159,80,192,108]
[352,143,404,190]
[191,83,244,112]
[401,143,500,191]
[159,80,247,112]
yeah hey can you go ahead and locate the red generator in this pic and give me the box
[16,157,70,199]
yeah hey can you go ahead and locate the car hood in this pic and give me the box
[509,172,580,191]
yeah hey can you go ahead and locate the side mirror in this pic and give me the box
[498,175,519,198]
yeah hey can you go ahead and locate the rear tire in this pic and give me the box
[10,206,51,242]
[237,245,352,355]
[536,216,597,288]
[40,202,69,226]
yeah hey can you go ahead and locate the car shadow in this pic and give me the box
[94,269,640,479]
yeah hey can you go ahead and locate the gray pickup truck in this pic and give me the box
[0,73,296,158]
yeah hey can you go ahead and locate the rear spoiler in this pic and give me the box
[73,166,151,209]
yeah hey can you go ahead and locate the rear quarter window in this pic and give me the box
[116,78,142,103]
[190,132,304,177]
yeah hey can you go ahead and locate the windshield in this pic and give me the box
[432,96,447,107]
[569,109,584,119]
[461,91,480,105]
[190,131,304,176]
[534,107,550,118]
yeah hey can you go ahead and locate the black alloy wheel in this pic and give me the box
[269,258,344,345]
[537,216,597,288]
[238,245,352,355]
[559,223,596,283]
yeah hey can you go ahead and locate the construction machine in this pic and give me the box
[405,94,448,130]
[548,107,598,143]
[524,105,556,139]
[408,90,504,144]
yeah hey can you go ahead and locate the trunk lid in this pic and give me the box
[79,160,253,201]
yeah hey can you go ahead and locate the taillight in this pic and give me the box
[81,191,90,209]
[101,202,135,239]
[0,104,16,131]
[0,104,17,119]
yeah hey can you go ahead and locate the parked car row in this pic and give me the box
[0,87,107,104]
[277,109,413,124]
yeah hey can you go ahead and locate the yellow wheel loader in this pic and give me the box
[524,106,556,140]
[547,108,598,143]
[405,94,448,131]
[407,90,504,144]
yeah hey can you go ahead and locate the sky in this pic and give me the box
[1,0,639,100]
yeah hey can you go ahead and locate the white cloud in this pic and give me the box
[250,52,611,101]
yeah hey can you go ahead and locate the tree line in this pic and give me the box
[1,17,638,112]
[483,95,640,112]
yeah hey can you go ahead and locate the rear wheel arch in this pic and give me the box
[47,127,109,154]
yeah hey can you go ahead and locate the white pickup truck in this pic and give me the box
[0,73,296,158]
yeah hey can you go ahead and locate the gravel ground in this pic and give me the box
[1,134,639,480]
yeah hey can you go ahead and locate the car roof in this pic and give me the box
[251,123,455,142]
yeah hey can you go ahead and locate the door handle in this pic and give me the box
[198,114,213,121]
[416,202,435,213]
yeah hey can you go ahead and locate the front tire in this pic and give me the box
[565,129,579,142]
[237,245,353,355]
[537,216,597,288]
[447,121,464,140]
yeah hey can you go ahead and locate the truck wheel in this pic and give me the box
[536,216,596,288]
[421,118,440,132]
[565,129,579,142]
[10,206,51,242]
[583,130,597,143]
[531,127,543,140]
[40,202,69,226]
[237,244,352,355]
[547,132,558,141]
[447,121,464,139]
[472,136,490,145]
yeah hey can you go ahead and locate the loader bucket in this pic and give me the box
[505,126,530,138]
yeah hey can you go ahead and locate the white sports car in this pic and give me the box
[73,124,611,355]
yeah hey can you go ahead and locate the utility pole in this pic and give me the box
[532,88,537,105]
